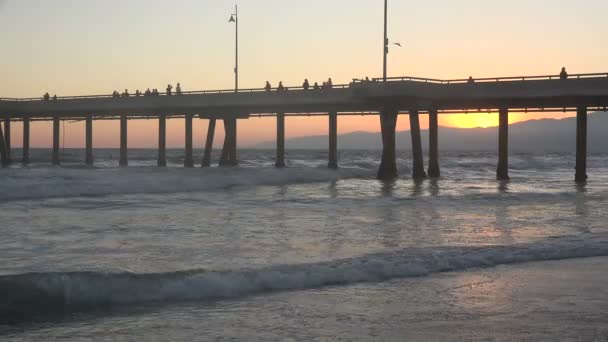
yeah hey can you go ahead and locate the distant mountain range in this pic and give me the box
[253,113,608,153]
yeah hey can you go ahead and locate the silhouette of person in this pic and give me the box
[313,82,320,90]
[560,67,568,80]
[43,92,50,101]
[166,84,173,96]
[123,89,130,97]
[303,79,310,90]
[327,78,333,88]
[135,90,141,97]
[468,76,474,84]
[52,94,57,101]
[176,83,182,95]
[265,81,272,93]
[277,81,285,93]
[145,88,151,96]
[365,77,370,82]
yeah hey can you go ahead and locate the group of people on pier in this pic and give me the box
[265,78,333,93]
[42,92,57,101]
[111,83,183,99]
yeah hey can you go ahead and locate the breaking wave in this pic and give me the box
[2,233,607,323]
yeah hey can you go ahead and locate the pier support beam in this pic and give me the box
[119,114,128,167]
[52,116,60,165]
[202,118,216,167]
[276,113,285,168]
[328,111,338,169]
[22,117,30,165]
[219,117,237,166]
[85,116,93,165]
[575,106,588,183]
[0,121,8,167]
[377,109,398,180]
[496,107,510,181]
[3,119,10,164]
[410,110,427,179]
[158,114,166,167]
[428,109,440,178]
[184,114,194,168]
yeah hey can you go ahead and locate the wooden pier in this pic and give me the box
[1,72,607,182]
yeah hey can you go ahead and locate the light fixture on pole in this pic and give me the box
[229,5,238,93]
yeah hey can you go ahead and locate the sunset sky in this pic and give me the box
[1,0,607,147]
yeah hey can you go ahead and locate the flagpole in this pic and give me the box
[234,4,238,93]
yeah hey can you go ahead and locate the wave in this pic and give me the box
[2,233,607,323]
[0,166,375,202]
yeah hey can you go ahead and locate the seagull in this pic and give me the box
[393,42,403,47]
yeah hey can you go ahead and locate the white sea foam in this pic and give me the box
[0,166,375,202]
[2,233,607,322]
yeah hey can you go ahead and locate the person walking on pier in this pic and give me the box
[43,92,50,101]
[122,89,130,98]
[303,79,310,90]
[135,90,141,97]
[52,94,57,101]
[152,89,159,96]
[277,81,285,93]
[176,83,182,95]
[468,76,475,84]
[326,78,333,89]
[560,67,568,80]
[112,90,119,98]
[144,88,151,96]
[313,82,320,90]
[166,84,173,96]
[265,81,272,93]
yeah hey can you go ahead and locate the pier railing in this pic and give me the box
[3,72,608,102]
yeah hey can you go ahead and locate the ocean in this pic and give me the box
[1,149,607,341]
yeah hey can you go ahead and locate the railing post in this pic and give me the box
[119,114,128,167]
[496,107,509,180]
[184,114,194,168]
[22,116,30,165]
[202,118,216,167]
[427,109,440,178]
[328,111,338,169]
[158,114,166,167]
[52,116,60,166]
[377,109,398,180]
[3,118,10,164]
[276,112,285,168]
[575,106,588,183]
[85,116,93,166]
[410,109,427,179]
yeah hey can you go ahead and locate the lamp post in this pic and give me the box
[229,5,238,92]
[383,0,388,82]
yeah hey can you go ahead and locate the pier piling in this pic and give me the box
[428,109,440,178]
[220,118,238,166]
[22,117,30,165]
[377,109,398,180]
[276,112,285,168]
[410,110,427,179]
[328,111,338,169]
[85,116,93,165]
[158,114,166,167]
[202,118,216,167]
[3,119,10,164]
[120,114,128,167]
[496,107,510,180]
[575,106,588,183]
[0,121,8,167]
[184,114,194,168]
[52,116,60,165]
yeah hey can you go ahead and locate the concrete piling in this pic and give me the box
[52,116,60,165]
[0,121,8,167]
[409,109,427,179]
[120,114,128,167]
[158,114,167,167]
[328,111,338,169]
[427,109,440,178]
[22,117,30,165]
[85,116,93,165]
[496,107,510,181]
[276,113,285,168]
[202,118,216,167]
[575,106,588,183]
[377,109,398,180]
[184,114,194,168]
[3,119,10,164]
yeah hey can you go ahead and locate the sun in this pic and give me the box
[440,113,500,128]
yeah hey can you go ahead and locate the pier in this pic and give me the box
[1,72,607,182]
